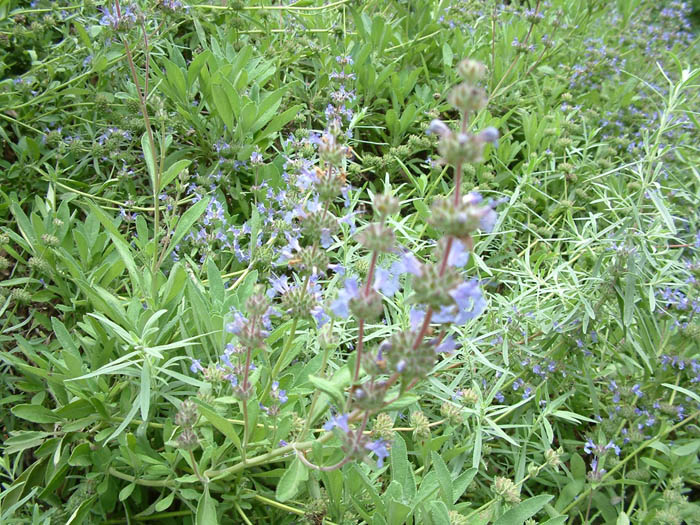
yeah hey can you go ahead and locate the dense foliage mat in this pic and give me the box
[1,1,699,524]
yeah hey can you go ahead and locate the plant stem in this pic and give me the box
[301,331,333,439]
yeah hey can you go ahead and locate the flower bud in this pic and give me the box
[41,233,59,247]
[11,288,31,304]
[492,476,521,504]
[297,245,329,275]
[456,59,486,83]
[358,223,395,253]
[412,264,462,309]
[246,292,270,318]
[545,447,563,469]
[371,412,395,442]
[438,131,485,165]
[440,402,464,425]
[176,428,199,450]
[448,83,487,115]
[175,400,199,428]
[318,132,345,166]
[410,411,431,441]
[281,286,319,320]
[372,193,400,219]
[383,330,436,379]
[349,289,384,321]
[527,463,539,478]
[315,167,347,202]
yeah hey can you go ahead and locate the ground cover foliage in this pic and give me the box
[1,0,699,523]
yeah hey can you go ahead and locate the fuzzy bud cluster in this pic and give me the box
[492,476,521,504]
[317,131,346,166]
[428,121,499,166]
[440,402,464,425]
[175,399,199,450]
[412,263,463,309]
[358,223,395,253]
[315,167,346,202]
[372,193,400,219]
[545,447,563,469]
[301,211,338,245]
[371,412,395,442]
[429,192,498,237]
[381,330,437,379]
[410,411,431,441]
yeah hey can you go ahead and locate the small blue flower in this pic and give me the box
[323,413,350,433]
[365,439,390,467]
[190,358,203,373]
[331,277,360,318]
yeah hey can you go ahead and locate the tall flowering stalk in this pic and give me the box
[186,58,502,476]
[299,58,501,470]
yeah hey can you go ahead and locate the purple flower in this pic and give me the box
[190,358,203,373]
[331,277,360,318]
[271,381,288,404]
[432,279,486,325]
[479,126,500,145]
[435,335,458,354]
[226,310,248,334]
[373,267,400,297]
[391,252,422,276]
[365,439,390,467]
[323,413,350,433]
[426,119,450,137]
[447,239,470,267]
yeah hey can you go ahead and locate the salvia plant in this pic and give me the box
[1,1,699,524]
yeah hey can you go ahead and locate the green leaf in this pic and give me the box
[164,196,210,262]
[86,202,142,292]
[196,487,218,525]
[142,133,157,189]
[207,258,225,306]
[211,83,234,129]
[662,382,700,404]
[442,42,454,69]
[623,255,636,327]
[160,159,191,190]
[140,359,151,421]
[11,404,60,424]
[541,517,568,525]
[391,434,415,500]
[276,457,308,502]
[308,374,345,406]
[672,440,700,456]
[648,188,676,233]
[68,443,92,467]
[194,401,243,456]
[161,262,187,304]
[570,453,586,482]
[431,451,453,505]
[155,491,175,512]
[383,393,419,411]
[162,58,187,103]
[257,104,302,141]
[430,500,451,524]
[452,467,477,504]
[119,483,136,502]
[493,495,553,525]
[65,495,98,525]
[51,317,83,377]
